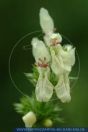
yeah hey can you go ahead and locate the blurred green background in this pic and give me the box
[0,0,88,131]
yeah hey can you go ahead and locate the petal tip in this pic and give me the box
[40,7,48,15]
[61,94,71,103]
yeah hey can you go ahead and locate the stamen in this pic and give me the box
[38,62,48,68]
[37,57,49,68]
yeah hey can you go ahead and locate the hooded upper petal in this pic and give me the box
[31,38,53,102]
[31,37,51,63]
[40,8,54,35]
[57,44,75,72]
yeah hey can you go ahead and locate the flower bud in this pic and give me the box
[22,111,37,127]
[43,119,53,127]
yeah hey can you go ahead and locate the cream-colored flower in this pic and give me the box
[40,7,62,46]
[39,7,76,103]
[50,44,75,75]
[50,44,75,102]
[31,8,75,103]
[57,44,75,72]
[31,38,53,102]
[22,111,37,127]
[55,73,71,103]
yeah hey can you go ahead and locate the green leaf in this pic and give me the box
[14,94,63,127]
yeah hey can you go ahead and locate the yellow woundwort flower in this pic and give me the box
[31,8,75,103]
[50,44,75,102]
[39,7,75,103]
[31,38,54,102]
[40,8,62,46]
[50,44,75,75]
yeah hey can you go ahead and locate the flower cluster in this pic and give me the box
[31,8,75,103]
[14,7,76,128]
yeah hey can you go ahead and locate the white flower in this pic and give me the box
[50,44,75,75]
[31,38,53,102]
[55,73,71,103]
[31,8,76,103]
[40,7,62,46]
[57,44,75,71]
[39,7,76,103]
[50,44,75,102]
[22,111,37,127]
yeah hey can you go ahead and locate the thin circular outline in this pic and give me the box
[8,31,80,99]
